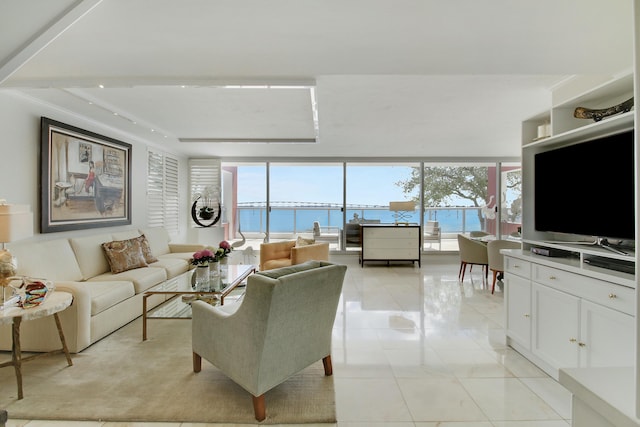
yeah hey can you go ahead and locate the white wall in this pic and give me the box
[0,90,196,244]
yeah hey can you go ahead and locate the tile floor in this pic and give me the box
[5,254,572,427]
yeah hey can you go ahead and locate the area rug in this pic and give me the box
[0,317,336,424]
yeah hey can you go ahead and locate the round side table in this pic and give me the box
[0,291,73,399]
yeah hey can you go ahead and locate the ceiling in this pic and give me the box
[0,0,634,159]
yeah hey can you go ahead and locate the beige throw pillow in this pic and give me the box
[102,238,148,274]
[136,234,158,263]
[295,236,316,247]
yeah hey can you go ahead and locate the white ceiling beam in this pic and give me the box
[0,0,103,85]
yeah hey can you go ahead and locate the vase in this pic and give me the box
[209,261,221,291]
[194,264,209,291]
[219,257,229,279]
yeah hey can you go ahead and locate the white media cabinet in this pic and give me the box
[506,72,639,426]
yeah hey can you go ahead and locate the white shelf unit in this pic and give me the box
[507,71,639,427]
[520,111,635,279]
[521,73,634,146]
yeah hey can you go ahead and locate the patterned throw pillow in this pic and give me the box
[136,234,158,263]
[102,238,148,274]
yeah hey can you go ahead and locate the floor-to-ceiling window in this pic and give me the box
[221,159,519,253]
[267,162,344,247]
[499,164,522,238]
[233,163,267,243]
[345,162,419,251]
[416,163,496,251]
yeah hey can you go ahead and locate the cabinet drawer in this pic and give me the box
[364,227,418,239]
[505,257,531,279]
[363,248,418,259]
[365,238,417,250]
[533,265,634,315]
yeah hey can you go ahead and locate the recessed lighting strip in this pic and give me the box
[179,138,316,144]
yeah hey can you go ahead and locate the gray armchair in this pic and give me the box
[191,260,347,421]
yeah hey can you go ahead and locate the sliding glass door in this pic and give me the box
[268,163,343,248]
[345,163,419,251]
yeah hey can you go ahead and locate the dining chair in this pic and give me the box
[487,239,521,294]
[457,233,488,284]
[469,230,491,238]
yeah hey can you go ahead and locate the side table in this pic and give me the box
[0,291,73,399]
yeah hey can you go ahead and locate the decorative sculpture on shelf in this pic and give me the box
[191,186,221,228]
[574,97,634,122]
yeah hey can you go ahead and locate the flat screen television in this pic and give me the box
[534,128,635,242]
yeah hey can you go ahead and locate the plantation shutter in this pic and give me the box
[147,149,179,235]
[189,158,221,227]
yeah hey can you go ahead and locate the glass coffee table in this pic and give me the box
[142,264,256,340]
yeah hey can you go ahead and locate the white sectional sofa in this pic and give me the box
[0,227,204,353]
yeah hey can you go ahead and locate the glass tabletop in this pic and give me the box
[145,264,255,319]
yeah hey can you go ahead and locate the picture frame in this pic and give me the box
[40,117,132,233]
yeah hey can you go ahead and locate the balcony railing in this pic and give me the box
[237,203,486,237]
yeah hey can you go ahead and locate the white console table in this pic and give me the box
[360,224,421,267]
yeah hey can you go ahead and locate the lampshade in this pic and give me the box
[0,203,34,244]
[389,201,415,212]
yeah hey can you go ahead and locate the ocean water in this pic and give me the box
[238,207,482,235]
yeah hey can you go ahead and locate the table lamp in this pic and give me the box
[389,201,415,225]
[0,202,34,303]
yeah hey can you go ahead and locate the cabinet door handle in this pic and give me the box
[514,265,520,269]
[569,338,577,343]
[608,293,617,299]
[549,276,557,280]
[578,342,586,347]
[524,314,530,318]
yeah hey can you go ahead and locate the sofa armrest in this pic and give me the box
[51,281,93,352]
[168,243,205,253]
[291,242,329,265]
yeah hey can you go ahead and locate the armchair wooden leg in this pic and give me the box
[253,394,266,421]
[192,352,202,373]
[322,355,333,376]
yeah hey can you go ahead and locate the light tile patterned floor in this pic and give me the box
[5,254,571,427]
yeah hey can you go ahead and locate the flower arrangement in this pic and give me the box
[191,249,215,266]
[218,240,232,258]
[200,241,233,263]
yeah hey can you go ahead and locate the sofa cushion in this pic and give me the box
[150,256,190,279]
[102,238,149,273]
[84,281,136,316]
[139,227,171,256]
[9,238,83,282]
[69,234,113,280]
[88,266,167,294]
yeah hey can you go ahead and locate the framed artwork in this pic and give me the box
[40,117,132,233]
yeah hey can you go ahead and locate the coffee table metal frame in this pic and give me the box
[142,264,256,340]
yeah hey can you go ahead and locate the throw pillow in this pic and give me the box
[295,236,315,247]
[102,238,148,274]
[136,234,158,263]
